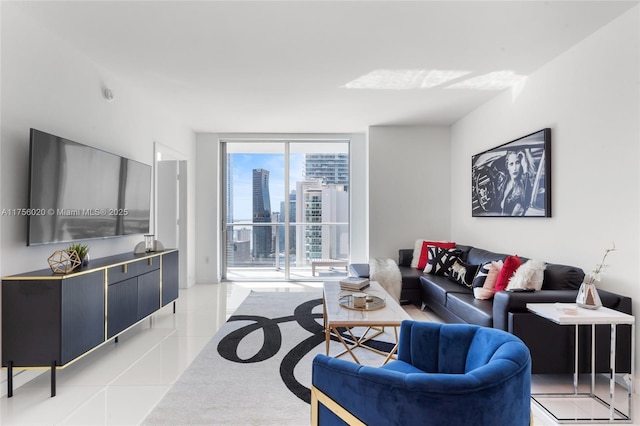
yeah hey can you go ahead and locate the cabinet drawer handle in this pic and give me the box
[122,264,127,273]
[148,258,153,266]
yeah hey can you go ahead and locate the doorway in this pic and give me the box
[154,142,189,288]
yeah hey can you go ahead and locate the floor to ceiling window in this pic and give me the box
[221,139,350,281]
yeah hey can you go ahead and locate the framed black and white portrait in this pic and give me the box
[471,128,551,217]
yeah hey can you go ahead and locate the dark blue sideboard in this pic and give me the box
[2,249,179,397]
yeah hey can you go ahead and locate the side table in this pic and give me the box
[527,303,634,423]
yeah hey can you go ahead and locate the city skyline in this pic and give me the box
[230,153,303,221]
[226,151,350,266]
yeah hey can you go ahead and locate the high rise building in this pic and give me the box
[279,190,296,257]
[252,168,272,260]
[295,181,348,265]
[303,153,349,189]
[296,181,323,265]
[296,153,350,267]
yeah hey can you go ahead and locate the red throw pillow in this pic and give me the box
[417,241,456,269]
[495,255,522,292]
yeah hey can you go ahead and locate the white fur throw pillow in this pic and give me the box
[507,259,547,291]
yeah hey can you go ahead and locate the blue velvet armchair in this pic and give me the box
[311,321,531,426]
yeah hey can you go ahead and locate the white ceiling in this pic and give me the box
[10,1,639,133]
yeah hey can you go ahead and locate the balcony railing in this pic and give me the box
[224,222,349,281]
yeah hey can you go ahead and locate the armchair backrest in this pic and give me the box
[398,321,530,375]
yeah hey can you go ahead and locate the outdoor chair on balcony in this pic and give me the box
[311,259,349,276]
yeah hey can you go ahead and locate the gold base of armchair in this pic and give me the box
[311,386,366,426]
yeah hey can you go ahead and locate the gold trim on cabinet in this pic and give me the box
[2,268,102,281]
[104,269,109,340]
[1,250,177,281]
[159,254,163,306]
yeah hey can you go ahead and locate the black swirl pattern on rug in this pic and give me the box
[216,297,395,404]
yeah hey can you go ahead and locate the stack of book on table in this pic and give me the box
[339,277,370,291]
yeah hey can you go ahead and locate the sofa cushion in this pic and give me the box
[542,264,585,290]
[454,244,473,262]
[446,293,493,327]
[420,275,470,306]
[465,247,508,265]
[424,246,462,275]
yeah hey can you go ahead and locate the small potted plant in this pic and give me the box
[68,243,90,267]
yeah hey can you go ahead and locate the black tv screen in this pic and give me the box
[27,129,152,245]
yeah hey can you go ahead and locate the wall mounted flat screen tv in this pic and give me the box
[28,128,152,245]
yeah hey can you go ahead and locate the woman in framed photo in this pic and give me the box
[499,150,534,216]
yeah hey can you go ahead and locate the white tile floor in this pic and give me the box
[0,282,637,425]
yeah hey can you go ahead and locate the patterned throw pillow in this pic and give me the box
[410,240,456,269]
[446,259,479,288]
[423,246,462,275]
[473,260,503,299]
[472,262,491,288]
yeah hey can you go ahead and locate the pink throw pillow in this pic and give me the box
[484,261,503,291]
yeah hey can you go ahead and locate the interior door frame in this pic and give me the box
[154,141,189,288]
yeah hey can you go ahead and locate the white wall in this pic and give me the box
[0,4,196,279]
[349,133,368,263]
[194,132,367,283]
[368,126,451,260]
[451,5,640,378]
[195,133,220,283]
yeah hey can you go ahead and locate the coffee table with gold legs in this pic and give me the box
[322,280,412,364]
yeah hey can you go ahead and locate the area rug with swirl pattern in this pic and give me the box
[143,290,397,425]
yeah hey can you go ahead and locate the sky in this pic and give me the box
[230,153,303,221]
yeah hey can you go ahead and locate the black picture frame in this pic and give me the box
[472,128,551,217]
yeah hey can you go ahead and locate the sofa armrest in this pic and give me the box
[349,263,370,278]
[492,290,578,330]
[398,249,413,267]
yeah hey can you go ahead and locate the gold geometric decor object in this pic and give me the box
[48,249,81,274]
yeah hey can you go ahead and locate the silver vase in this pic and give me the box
[576,282,602,309]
